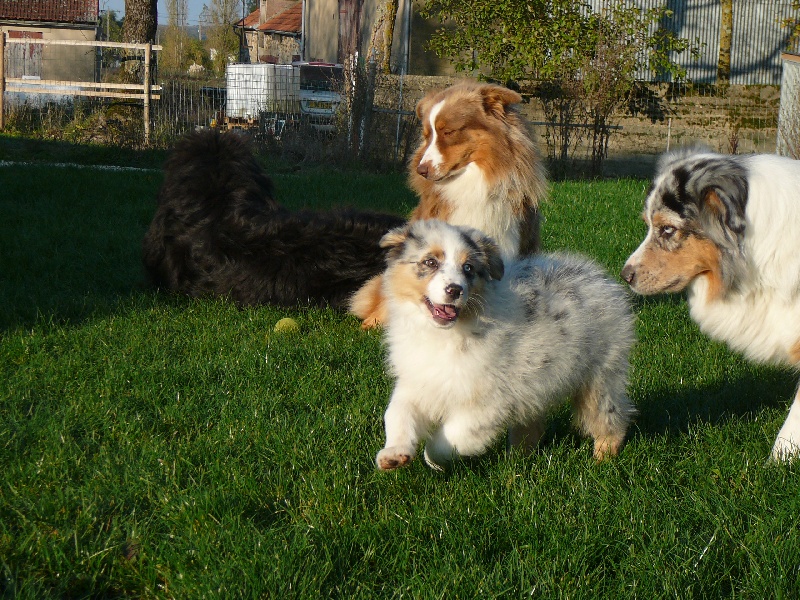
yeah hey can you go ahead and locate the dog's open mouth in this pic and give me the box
[424,297,459,326]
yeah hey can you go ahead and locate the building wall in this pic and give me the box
[587,0,800,84]
[304,0,338,63]
[395,0,454,76]
[0,24,97,81]
[262,33,301,63]
[302,0,455,74]
[777,53,800,157]
[244,28,301,64]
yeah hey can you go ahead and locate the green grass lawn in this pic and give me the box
[1,137,799,598]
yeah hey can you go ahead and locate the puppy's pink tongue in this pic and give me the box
[439,305,457,319]
[433,303,457,321]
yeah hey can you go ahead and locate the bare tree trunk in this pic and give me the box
[717,0,732,84]
[121,0,158,147]
[124,0,158,43]
[382,0,399,73]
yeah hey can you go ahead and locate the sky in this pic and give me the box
[102,0,214,26]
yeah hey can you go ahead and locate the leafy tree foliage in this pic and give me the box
[161,0,191,72]
[207,0,242,76]
[784,1,800,51]
[99,10,124,42]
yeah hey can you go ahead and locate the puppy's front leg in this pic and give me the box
[376,386,426,471]
[424,409,504,470]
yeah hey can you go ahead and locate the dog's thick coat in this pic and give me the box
[621,149,800,460]
[375,220,635,471]
[142,129,405,308]
[350,81,547,328]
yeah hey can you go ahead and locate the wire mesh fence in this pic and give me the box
[366,74,784,175]
[0,36,160,146]
[0,39,792,174]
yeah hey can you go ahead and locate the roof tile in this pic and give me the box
[0,0,98,24]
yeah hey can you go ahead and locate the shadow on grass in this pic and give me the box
[0,137,164,331]
[534,370,797,459]
[633,370,797,437]
[0,134,168,169]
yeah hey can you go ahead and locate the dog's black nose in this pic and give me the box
[621,264,635,285]
[416,162,430,178]
[445,283,463,300]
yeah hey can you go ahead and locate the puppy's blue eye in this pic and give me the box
[463,263,473,275]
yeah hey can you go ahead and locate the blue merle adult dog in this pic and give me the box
[621,149,800,461]
[142,129,405,308]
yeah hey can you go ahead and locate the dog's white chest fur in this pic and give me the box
[386,314,496,411]
[438,164,521,261]
[689,280,800,366]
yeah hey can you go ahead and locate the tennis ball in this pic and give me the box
[273,317,300,333]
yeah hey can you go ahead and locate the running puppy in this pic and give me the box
[621,149,800,461]
[375,220,636,471]
[142,129,405,308]
[351,81,547,328]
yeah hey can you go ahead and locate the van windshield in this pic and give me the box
[299,66,343,92]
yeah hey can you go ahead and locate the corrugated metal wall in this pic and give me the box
[589,0,800,84]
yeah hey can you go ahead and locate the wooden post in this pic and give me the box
[358,51,377,159]
[0,32,5,131]
[143,42,151,145]
[717,0,732,85]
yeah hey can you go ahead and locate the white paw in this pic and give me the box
[376,446,414,471]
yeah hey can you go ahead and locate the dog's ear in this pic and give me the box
[480,84,522,121]
[380,224,411,262]
[483,240,505,281]
[696,168,747,266]
[464,228,504,280]
[693,183,748,292]
[699,185,747,244]
[681,157,748,253]
[415,93,436,121]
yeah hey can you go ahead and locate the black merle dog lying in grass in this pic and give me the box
[142,129,405,308]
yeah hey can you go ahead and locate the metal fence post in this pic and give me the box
[0,32,5,131]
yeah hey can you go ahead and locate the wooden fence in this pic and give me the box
[0,36,162,144]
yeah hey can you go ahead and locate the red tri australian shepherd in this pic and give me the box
[621,150,800,461]
[350,80,547,328]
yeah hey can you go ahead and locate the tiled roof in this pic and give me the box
[235,8,260,29]
[0,0,98,24]
[260,2,301,35]
[261,1,299,22]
